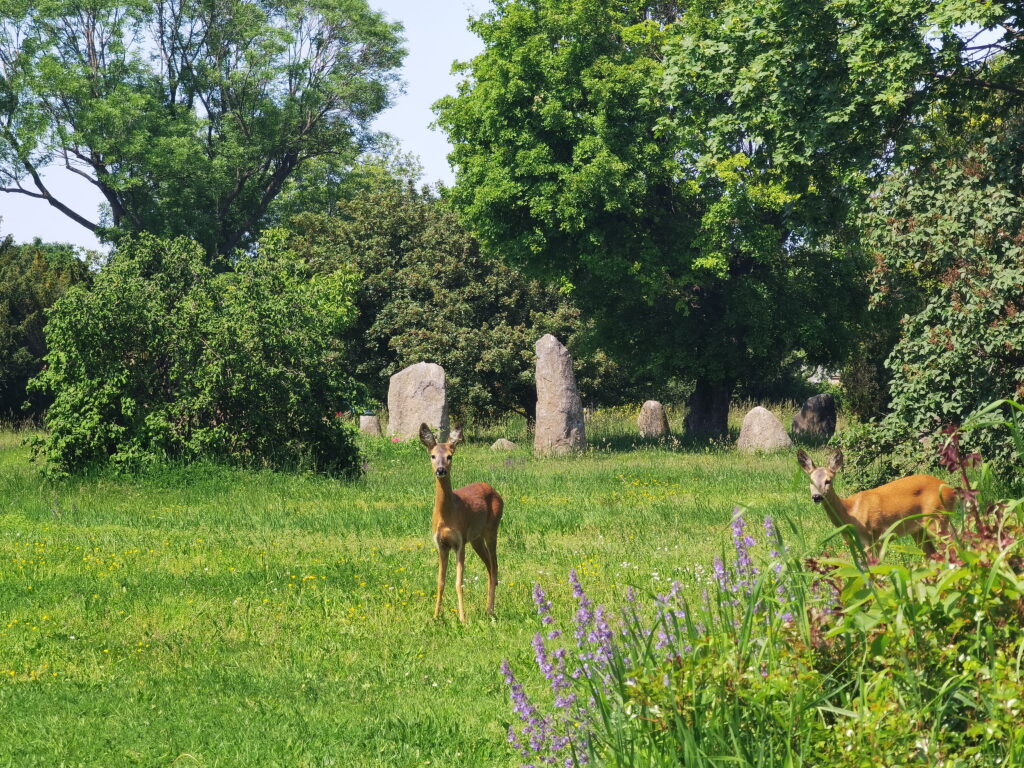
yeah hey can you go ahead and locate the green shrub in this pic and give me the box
[0,236,89,419]
[30,232,362,476]
[841,141,1024,488]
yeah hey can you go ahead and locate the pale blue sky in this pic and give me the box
[0,0,488,250]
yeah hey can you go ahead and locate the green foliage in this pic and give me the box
[283,177,630,422]
[842,138,1024,487]
[0,235,89,419]
[29,233,362,475]
[0,0,404,256]
[435,0,869,434]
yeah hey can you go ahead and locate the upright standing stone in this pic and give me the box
[792,393,837,441]
[737,406,793,453]
[359,414,383,437]
[637,400,669,438]
[386,362,448,440]
[534,335,586,455]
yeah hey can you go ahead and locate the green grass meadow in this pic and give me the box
[0,408,839,767]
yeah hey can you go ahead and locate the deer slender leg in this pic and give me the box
[455,543,467,624]
[434,545,449,620]
[471,537,497,616]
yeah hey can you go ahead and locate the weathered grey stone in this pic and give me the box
[737,406,793,453]
[534,334,586,455]
[491,438,517,451]
[792,393,837,440]
[637,400,669,438]
[359,414,382,437]
[386,362,448,439]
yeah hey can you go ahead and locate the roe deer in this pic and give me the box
[797,449,954,558]
[419,423,503,623]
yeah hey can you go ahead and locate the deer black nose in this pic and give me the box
[435,468,447,477]
[812,494,822,503]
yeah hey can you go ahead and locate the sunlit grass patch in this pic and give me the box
[0,407,837,766]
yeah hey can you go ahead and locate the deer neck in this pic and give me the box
[822,487,861,531]
[433,474,458,527]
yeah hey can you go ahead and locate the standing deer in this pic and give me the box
[797,449,954,558]
[419,423,503,623]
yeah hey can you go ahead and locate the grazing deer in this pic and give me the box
[419,423,503,623]
[797,449,954,558]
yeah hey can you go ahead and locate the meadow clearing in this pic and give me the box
[2,406,865,767]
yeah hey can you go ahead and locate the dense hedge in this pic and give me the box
[30,233,362,476]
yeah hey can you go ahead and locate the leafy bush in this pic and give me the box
[504,405,1024,766]
[841,141,1024,488]
[30,233,362,476]
[0,236,89,419]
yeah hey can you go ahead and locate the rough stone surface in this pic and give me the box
[737,406,793,453]
[637,400,669,438]
[534,334,586,455]
[491,438,517,451]
[359,414,383,437]
[386,362,448,439]
[792,393,837,440]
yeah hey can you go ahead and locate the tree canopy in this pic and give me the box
[434,0,1024,435]
[0,0,404,256]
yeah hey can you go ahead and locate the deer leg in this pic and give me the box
[434,545,449,620]
[471,537,498,617]
[455,543,467,624]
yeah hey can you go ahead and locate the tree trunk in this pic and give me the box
[684,377,733,438]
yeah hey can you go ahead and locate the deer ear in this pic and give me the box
[828,449,844,473]
[419,423,437,449]
[796,449,815,474]
[448,426,463,449]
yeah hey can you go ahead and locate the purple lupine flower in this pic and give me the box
[533,632,554,679]
[712,556,728,591]
[569,569,594,643]
[534,583,555,626]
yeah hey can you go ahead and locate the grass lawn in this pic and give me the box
[0,409,840,767]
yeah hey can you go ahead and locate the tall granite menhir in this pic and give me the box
[387,362,448,440]
[534,335,586,455]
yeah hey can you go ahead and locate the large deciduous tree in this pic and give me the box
[435,0,1022,436]
[0,0,404,256]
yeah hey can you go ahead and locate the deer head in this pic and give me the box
[419,423,463,478]
[797,448,843,504]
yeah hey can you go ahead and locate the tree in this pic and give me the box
[0,234,89,419]
[30,232,363,475]
[284,175,627,423]
[435,0,866,435]
[842,130,1024,488]
[0,0,404,257]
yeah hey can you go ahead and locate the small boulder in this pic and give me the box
[359,414,383,437]
[637,400,669,438]
[792,393,837,440]
[491,438,517,451]
[737,406,793,453]
[386,362,448,440]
